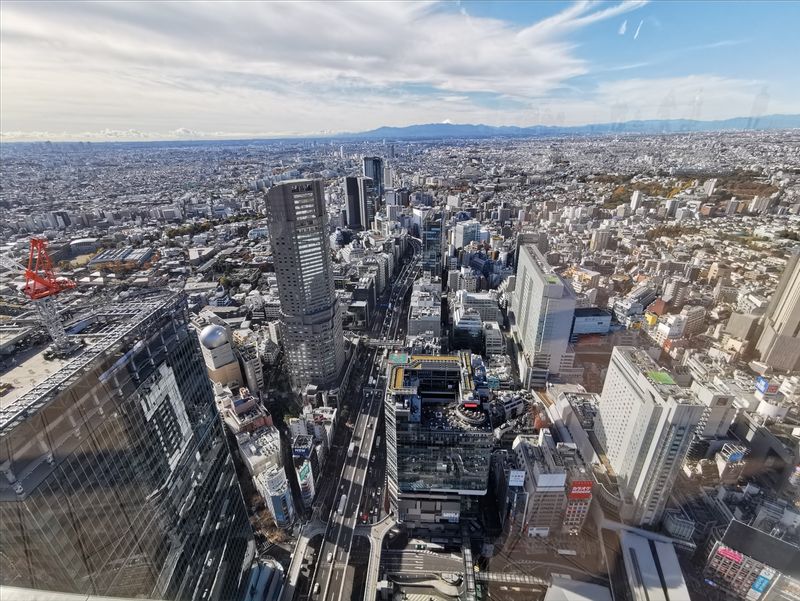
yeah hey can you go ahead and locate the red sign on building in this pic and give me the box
[568,480,593,500]
[716,546,744,564]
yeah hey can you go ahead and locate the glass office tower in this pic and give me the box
[363,156,385,197]
[421,208,444,277]
[0,292,253,600]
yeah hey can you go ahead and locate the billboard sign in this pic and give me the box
[750,576,770,594]
[717,546,744,564]
[568,480,593,500]
[728,451,745,462]
[746,567,776,600]
[755,377,778,395]
[508,470,526,487]
[298,461,311,482]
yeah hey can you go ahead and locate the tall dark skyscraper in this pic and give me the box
[344,176,363,230]
[344,175,376,231]
[264,179,345,390]
[0,292,253,599]
[363,156,385,197]
[421,207,444,276]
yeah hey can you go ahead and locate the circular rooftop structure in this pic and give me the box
[199,324,228,349]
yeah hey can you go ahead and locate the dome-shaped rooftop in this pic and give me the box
[199,324,228,349]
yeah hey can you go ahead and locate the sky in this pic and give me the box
[1,1,798,141]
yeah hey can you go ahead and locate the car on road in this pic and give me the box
[327,552,333,563]
[313,583,320,595]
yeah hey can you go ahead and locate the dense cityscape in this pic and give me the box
[1,127,799,601]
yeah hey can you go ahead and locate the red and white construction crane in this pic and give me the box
[0,237,77,353]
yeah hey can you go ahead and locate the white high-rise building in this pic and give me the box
[256,463,296,528]
[690,381,737,439]
[265,180,345,391]
[510,244,577,388]
[589,228,612,252]
[756,250,800,372]
[453,219,481,249]
[595,347,704,526]
[630,190,643,212]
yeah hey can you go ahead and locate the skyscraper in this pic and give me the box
[589,228,612,252]
[264,180,345,390]
[595,347,704,526]
[0,292,253,599]
[421,207,443,276]
[344,175,376,231]
[756,250,800,371]
[363,156,384,197]
[344,176,363,230]
[453,219,481,249]
[510,244,577,388]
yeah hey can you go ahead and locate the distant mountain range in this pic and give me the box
[345,114,800,139]
[4,114,799,147]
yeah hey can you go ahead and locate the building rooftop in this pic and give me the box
[0,291,182,436]
[544,577,612,601]
[388,352,491,433]
[419,401,491,432]
[620,530,691,601]
[721,520,800,578]
[574,307,612,318]
[1,350,69,410]
[616,347,695,403]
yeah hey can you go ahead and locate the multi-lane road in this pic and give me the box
[305,238,421,601]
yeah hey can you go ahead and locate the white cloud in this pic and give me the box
[538,75,789,125]
[0,1,653,137]
[633,19,644,40]
[0,1,794,140]
[619,19,628,35]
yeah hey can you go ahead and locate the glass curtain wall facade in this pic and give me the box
[363,156,385,197]
[421,208,444,277]
[0,293,253,600]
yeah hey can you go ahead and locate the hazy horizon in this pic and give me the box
[2,1,799,142]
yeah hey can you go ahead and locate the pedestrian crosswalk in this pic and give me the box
[475,571,547,585]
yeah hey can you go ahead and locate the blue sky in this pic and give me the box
[1,1,798,140]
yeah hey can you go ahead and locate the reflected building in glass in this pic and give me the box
[384,352,493,531]
[0,292,253,599]
[421,208,444,277]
